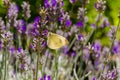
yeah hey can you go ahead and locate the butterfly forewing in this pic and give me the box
[47,32,69,49]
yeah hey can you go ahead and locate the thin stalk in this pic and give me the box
[55,50,58,80]
[0,50,4,79]
[99,16,120,80]
[101,17,120,76]
[42,52,49,75]
[35,52,40,80]
[68,36,76,51]
[4,48,7,80]
[73,68,79,80]
[73,13,101,78]
[81,71,91,80]
[109,18,120,56]
[84,13,101,46]
[52,50,59,80]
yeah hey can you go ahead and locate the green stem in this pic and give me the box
[68,36,76,51]
[99,15,120,80]
[4,49,7,80]
[84,13,101,46]
[42,52,49,75]
[0,50,4,79]
[54,50,58,80]
[35,52,40,80]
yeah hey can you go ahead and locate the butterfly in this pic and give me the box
[47,32,69,49]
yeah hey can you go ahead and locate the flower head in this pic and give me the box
[8,3,19,19]
[94,0,106,12]
[21,1,31,19]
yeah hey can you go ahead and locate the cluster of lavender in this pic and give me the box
[0,0,120,80]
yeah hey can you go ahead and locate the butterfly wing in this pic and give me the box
[47,32,69,49]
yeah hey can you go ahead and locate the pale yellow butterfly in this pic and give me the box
[47,32,69,49]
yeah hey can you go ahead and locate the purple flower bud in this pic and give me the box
[0,40,3,50]
[83,47,90,61]
[71,51,76,57]
[31,28,40,36]
[77,34,83,41]
[100,18,110,28]
[18,47,22,53]
[69,0,76,4]
[8,3,19,19]
[42,41,47,47]
[42,30,48,36]
[43,75,47,80]
[112,40,120,54]
[34,16,40,28]
[51,0,57,7]
[39,78,43,80]
[9,47,15,54]
[65,20,72,27]
[76,21,83,27]
[14,20,26,33]
[21,1,31,19]
[94,0,106,12]
[44,0,50,8]
[91,24,96,28]
[58,16,63,22]
[20,64,25,69]
[92,41,102,53]
[62,46,69,55]
[48,75,51,80]
[92,77,97,80]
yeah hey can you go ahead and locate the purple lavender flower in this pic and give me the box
[94,0,106,12]
[76,21,83,27]
[58,16,63,22]
[26,23,34,36]
[14,20,26,33]
[51,0,57,7]
[112,40,120,54]
[92,40,102,53]
[18,48,23,54]
[19,64,25,70]
[107,26,117,40]
[65,20,72,27]
[44,0,50,8]
[92,77,97,80]
[77,8,85,22]
[71,51,76,57]
[9,46,16,54]
[34,16,40,28]
[8,3,19,19]
[59,12,71,26]
[62,46,69,55]
[77,34,84,41]
[39,75,51,80]
[1,31,13,48]
[101,69,118,80]
[47,75,51,80]
[0,17,5,32]
[42,29,48,36]
[69,0,76,4]
[42,41,47,47]
[91,24,96,28]
[94,60,101,70]
[83,47,90,61]
[31,28,40,36]
[21,1,31,19]
[100,18,110,28]
[0,40,3,50]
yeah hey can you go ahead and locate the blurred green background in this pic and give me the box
[0,0,120,45]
